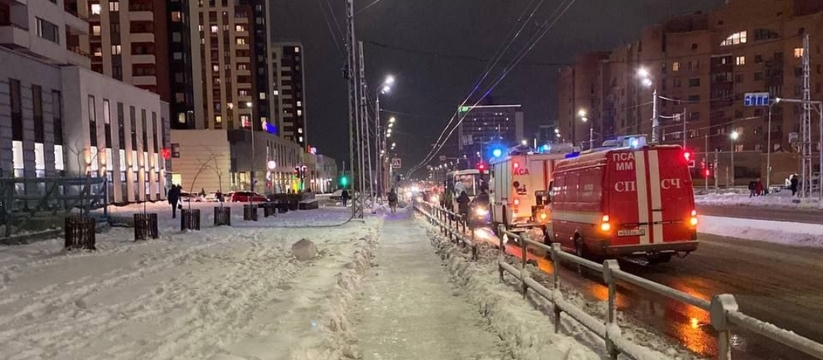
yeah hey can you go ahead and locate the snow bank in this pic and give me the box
[417,218,700,360]
[425,230,605,360]
[293,223,380,360]
[699,215,823,248]
[696,191,821,210]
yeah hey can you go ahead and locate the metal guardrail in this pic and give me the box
[413,201,823,360]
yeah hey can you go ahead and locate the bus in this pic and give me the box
[443,169,488,214]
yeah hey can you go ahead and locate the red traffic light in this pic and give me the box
[705,169,711,178]
[683,151,691,162]
[477,163,486,171]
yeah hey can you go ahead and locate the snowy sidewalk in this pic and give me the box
[357,211,508,360]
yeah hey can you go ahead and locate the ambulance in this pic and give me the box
[546,141,698,263]
[489,146,568,235]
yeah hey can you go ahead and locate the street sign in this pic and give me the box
[439,155,446,161]
[744,92,770,107]
[391,158,402,169]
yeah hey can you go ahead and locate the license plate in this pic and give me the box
[617,229,645,237]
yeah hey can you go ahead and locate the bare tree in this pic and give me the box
[187,146,227,208]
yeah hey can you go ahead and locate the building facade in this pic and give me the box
[2,0,91,68]
[558,0,823,156]
[170,128,304,194]
[0,48,169,204]
[271,42,307,147]
[457,104,524,165]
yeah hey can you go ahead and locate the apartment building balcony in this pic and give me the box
[236,69,250,76]
[66,45,92,67]
[0,0,28,48]
[132,75,157,86]
[130,32,154,43]
[63,10,87,33]
[128,10,153,22]
[131,54,155,64]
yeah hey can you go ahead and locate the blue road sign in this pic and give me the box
[744,92,770,107]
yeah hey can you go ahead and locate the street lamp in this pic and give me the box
[577,108,594,150]
[521,139,528,146]
[389,117,396,123]
[637,67,659,142]
[730,131,739,187]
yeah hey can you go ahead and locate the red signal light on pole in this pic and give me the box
[683,151,691,162]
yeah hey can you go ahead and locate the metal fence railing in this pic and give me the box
[413,201,823,360]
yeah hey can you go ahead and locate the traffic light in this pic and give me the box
[339,175,349,187]
[477,161,487,174]
[683,150,691,162]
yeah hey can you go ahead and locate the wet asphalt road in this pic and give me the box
[473,213,823,359]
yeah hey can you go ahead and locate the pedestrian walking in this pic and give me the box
[755,178,764,196]
[457,190,470,218]
[790,175,799,197]
[168,185,181,219]
[748,180,757,198]
[387,188,398,215]
[341,189,350,207]
[216,189,223,203]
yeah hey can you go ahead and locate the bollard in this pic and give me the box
[64,215,96,250]
[603,259,621,360]
[551,243,562,333]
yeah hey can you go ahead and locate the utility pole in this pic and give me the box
[682,108,687,148]
[374,94,382,198]
[652,89,659,143]
[345,0,362,219]
[801,34,813,199]
[358,41,373,211]
[704,133,709,193]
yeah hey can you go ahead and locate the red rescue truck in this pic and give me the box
[546,144,699,263]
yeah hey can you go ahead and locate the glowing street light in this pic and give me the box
[637,67,650,78]
[521,139,528,146]
[389,117,396,123]
[641,78,653,88]
[577,109,587,117]
[384,75,395,85]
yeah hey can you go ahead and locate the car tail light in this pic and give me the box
[513,198,520,206]
[600,214,611,232]
[690,210,698,227]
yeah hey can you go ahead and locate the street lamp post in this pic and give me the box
[374,75,394,198]
[577,109,593,150]
[638,68,660,143]
[730,131,739,187]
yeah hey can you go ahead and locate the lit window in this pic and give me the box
[212,65,219,72]
[720,31,747,46]
[178,113,186,123]
[794,48,805,58]
[294,47,300,53]
[215,115,222,123]
[235,25,245,32]
[92,25,101,36]
[236,38,246,45]
[272,90,279,95]
[298,128,303,134]
[91,3,101,14]
[735,56,745,65]
[111,45,121,55]
[109,1,119,11]
[227,103,234,109]
[297,110,302,116]
[210,25,218,33]
[296,101,302,107]
[259,92,266,100]
[198,25,203,32]
[672,62,680,72]
[171,11,182,22]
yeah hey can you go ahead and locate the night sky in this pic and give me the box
[271,0,725,175]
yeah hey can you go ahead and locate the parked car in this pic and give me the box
[229,191,267,202]
[204,192,223,202]
[179,192,203,202]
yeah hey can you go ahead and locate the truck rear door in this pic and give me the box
[654,148,695,242]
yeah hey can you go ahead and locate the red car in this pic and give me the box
[228,191,267,202]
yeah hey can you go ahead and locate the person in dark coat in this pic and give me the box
[456,190,470,218]
[790,175,799,196]
[168,185,181,218]
[341,189,350,207]
[216,189,223,203]
[748,180,757,198]
[754,178,764,196]
[387,188,398,214]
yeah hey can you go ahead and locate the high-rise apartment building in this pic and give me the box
[558,0,823,155]
[457,104,524,166]
[1,0,169,203]
[195,0,272,133]
[271,42,307,147]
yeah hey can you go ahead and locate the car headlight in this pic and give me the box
[474,207,489,216]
